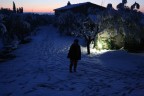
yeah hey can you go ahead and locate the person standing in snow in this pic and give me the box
[67,39,81,73]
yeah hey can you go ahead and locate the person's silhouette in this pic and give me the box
[67,39,81,72]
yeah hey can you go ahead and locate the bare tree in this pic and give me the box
[131,2,140,10]
[13,1,16,13]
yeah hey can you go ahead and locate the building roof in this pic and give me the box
[54,2,105,11]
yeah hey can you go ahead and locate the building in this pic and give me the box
[54,2,106,16]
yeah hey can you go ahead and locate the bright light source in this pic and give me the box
[97,40,102,49]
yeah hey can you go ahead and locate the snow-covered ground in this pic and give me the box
[0,25,144,96]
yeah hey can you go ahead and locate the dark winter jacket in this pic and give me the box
[67,42,81,60]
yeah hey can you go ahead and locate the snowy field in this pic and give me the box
[0,25,144,96]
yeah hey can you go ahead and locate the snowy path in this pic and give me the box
[0,25,144,96]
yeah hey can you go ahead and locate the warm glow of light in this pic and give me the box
[96,49,110,54]
[97,40,102,49]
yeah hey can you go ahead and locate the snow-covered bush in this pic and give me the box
[3,14,30,44]
[0,23,7,37]
[94,7,126,50]
[0,14,7,48]
[94,0,144,52]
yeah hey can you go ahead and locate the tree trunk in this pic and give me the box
[87,41,91,54]
[93,35,98,48]
[85,36,92,54]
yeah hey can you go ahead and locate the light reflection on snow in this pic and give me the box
[81,45,110,56]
